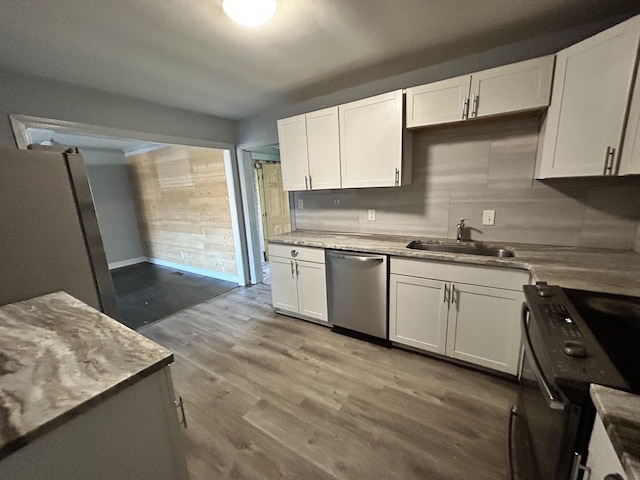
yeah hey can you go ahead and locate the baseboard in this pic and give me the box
[147,258,239,284]
[108,256,148,270]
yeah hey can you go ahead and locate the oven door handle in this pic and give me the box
[521,303,566,410]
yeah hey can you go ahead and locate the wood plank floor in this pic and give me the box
[141,284,518,480]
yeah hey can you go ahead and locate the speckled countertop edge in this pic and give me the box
[0,292,174,460]
[269,230,640,296]
[591,385,640,480]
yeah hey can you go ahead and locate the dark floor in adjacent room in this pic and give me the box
[111,262,237,330]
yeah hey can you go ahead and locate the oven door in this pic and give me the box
[510,305,582,480]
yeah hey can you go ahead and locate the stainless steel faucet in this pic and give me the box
[456,218,468,242]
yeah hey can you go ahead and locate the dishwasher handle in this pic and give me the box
[327,252,384,263]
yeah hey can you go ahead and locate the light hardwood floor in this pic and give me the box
[141,284,517,480]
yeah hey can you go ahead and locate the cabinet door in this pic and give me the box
[446,284,522,375]
[306,107,341,190]
[270,256,299,313]
[406,75,471,127]
[470,55,554,119]
[339,90,404,188]
[586,415,628,480]
[537,16,640,178]
[296,260,328,322]
[389,274,448,354]
[277,114,309,191]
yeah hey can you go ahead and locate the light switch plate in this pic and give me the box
[368,209,376,221]
[483,209,496,226]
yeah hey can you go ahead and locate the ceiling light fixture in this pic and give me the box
[222,0,277,27]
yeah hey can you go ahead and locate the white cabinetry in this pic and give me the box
[339,89,411,188]
[406,55,554,128]
[620,58,640,175]
[0,368,189,480]
[277,107,341,191]
[389,258,529,375]
[586,415,628,480]
[536,15,640,178]
[268,243,328,323]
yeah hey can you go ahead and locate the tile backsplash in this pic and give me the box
[293,118,640,250]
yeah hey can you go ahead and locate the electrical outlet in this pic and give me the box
[482,209,496,226]
[297,198,304,209]
[368,209,376,222]
[180,251,185,259]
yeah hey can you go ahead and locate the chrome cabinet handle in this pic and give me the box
[444,284,449,303]
[395,168,400,186]
[305,175,308,190]
[290,260,294,277]
[471,94,479,118]
[506,404,517,480]
[295,261,299,276]
[462,96,470,120]
[309,175,313,190]
[603,146,616,175]
[175,396,187,429]
[521,304,566,409]
[451,284,457,306]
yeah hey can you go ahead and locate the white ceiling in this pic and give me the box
[0,1,639,120]
[27,127,164,154]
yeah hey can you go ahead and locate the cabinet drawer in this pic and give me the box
[268,243,325,263]
[390,257,529,291]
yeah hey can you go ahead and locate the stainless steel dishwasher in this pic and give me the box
[325,250,388,339]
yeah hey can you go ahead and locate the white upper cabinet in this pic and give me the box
[406,55,554,128]
[339,89,411,188]
[277,108,341,191]
[536,15,640,178]
[469,55,554,119]
[406,75,472,127]
[277,114,310,191]
[305,107,341,189]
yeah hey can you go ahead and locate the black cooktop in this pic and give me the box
[564,288,640,393]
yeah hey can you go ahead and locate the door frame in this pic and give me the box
[10,114,250,285]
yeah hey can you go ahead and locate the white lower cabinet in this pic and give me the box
[389,258,529,375]
[268,243,328,323]
[586,415,628,480]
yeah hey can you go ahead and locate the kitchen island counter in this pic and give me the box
[270,230,640,296]
[0,291,173,460]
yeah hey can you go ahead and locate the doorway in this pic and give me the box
[246,146,291,284]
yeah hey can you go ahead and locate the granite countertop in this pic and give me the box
[269,230,640,296]
[591,385,640,480]
[0,291,173,460]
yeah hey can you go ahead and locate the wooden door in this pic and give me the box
[260,163,291,248]
[277,114,309,190]
[389,274,449,355]
[405,75,472,127]
[537,16,640,178]
[445,283,523,375]
[470,55,554,119]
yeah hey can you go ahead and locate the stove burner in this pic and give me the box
[583,296,640,318]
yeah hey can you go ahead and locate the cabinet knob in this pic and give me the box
[290,249,298,258]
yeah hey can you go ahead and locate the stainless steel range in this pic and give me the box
[509,283,640,480]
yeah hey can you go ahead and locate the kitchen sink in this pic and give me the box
[406,240,515,258]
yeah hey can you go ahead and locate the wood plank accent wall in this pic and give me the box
[127,146,237,276]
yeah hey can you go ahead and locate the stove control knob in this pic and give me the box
[536,284,554,297]
[563,340,587,358]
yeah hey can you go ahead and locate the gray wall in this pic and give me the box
[81,148,145,266]
[293,118,640,250]
[0,68,237,148]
